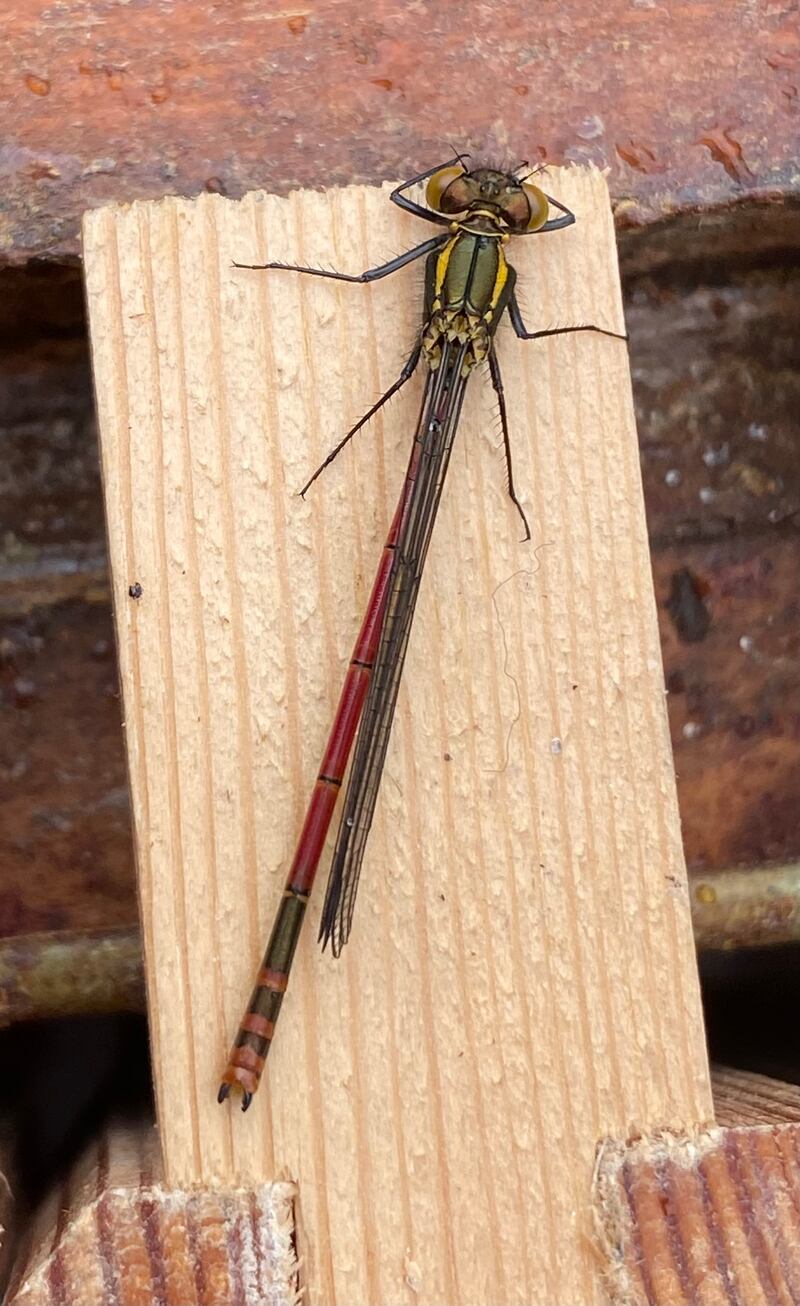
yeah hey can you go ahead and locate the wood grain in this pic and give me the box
[6,1121,297,1306]
[595,1119,800,1305]
[9,1101,800,1304]
[713,1066,800,1128]
[83,166,712,1304]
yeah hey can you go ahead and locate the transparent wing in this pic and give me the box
[319,342,470,955]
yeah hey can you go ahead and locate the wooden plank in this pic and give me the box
[10,1108,800,1304]
[12,1099,800,1305]
[83,166,711,1304]
[713,1065,800,1127]
[6,1120,297,1306]
[595,1119,800,1305]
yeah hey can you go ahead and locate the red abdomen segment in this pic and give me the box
[219,459,417,1109]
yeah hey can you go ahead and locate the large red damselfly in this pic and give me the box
[219,156,627,1109]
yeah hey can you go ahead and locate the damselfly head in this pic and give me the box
[425,164,549,233]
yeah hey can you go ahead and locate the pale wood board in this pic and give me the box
[83,166,712,1305]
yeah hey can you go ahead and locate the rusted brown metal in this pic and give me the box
[0,266,102,555]
[629,267,800,543]
[634,262,800,875]
[656,534,800,871]
[0,597,133,938]
[0,925,143,1025]
[691,863,800,951]
[1,0,798,264]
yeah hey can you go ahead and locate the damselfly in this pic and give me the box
[219,156,626,1109]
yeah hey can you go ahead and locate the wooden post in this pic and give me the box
[82,167,712,1304]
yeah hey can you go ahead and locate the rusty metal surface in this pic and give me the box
[629,266,800,541]
[692,864,800,951]
[657,533,800,869]
[1,0,799,263]
[631,261,800,875]
[0,266,102,551]
[0,924,143,1024]
[0,598,132,937]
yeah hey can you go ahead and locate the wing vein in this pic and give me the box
[319,341,470,954]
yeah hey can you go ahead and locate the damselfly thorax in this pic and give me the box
[422,230,511,374]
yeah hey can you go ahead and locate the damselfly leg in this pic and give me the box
[508,291,628,343]
[487,349,531,542]
[300,343,422,498]
[233,232,447,283]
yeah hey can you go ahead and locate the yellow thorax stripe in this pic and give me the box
[492,244,509,311]
[434,237,458,298]
[434,235,509,313]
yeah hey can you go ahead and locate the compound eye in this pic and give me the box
[523,183,550,231]
[426,165,466,212]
